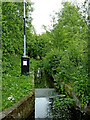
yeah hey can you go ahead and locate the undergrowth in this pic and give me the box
[2,54,34,111]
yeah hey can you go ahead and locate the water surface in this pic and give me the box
[35,88,57,119]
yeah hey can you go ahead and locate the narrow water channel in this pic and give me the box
[30,68,90,120]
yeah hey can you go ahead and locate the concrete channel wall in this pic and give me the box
[64,83,90,115]
[0,77,35,120]
[0,89,35,120]
[53,75,90,115]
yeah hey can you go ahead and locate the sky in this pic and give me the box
[31,0,85,34]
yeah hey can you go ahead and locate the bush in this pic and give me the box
[43,49,61,75]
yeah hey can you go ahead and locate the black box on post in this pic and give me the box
[21,56,29,75]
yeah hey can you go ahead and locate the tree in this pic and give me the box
[42,1,89,106]
[2,2,33,55]
[27,32,52,59]
[50,2,88,52]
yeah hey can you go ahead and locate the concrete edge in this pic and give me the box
[0,89,35,120]
[0,77,35,120]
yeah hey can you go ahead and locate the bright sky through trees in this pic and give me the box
[31,0,85,34]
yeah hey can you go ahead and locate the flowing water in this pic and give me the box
[35,89,90,120]
[35,68,56,119]
[35,88,58,119]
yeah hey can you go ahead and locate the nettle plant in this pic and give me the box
[52,95,75,119]
[73,73,89,106]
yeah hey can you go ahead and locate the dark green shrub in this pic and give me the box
[43,49,61,75]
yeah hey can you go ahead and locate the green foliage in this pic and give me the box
[27,33,52,59]
[51,2,88,51]
[2,53,20,74]
[2,54,33,111]
[2,2,34,110]
[42,1,89,107]
[1,0,89,113]
[73,75,90,106]
[2,2,33,56]
[52,95,75,119]
[2,74,33,111]
[43,49,61,75]
[54,95,75,109]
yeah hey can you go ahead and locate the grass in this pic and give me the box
[2,54,34,111]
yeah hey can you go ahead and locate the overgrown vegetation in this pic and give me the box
[45,1,89,107]
[2,56,33,111]
[33,0,89,115]
[2,0,89,117]
[52,95,75,120]
[2,2,34,111]
[2,54,34,111]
